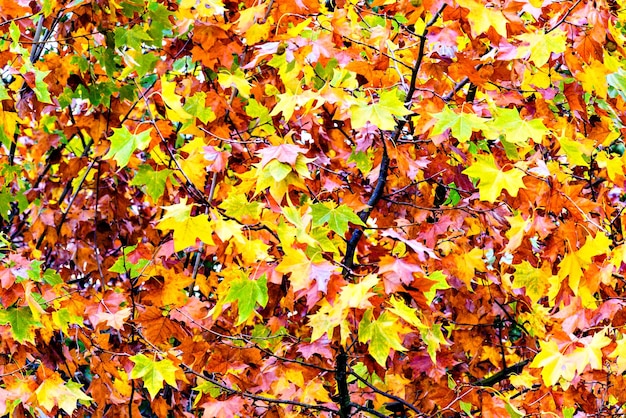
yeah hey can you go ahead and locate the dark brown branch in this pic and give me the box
[349,369,425,417]
[342,140,389,274]
[473,359,530,387]
[350,402,389,418]
[546,0,582,33]
[182,364,338,414]
[336,347,352,418]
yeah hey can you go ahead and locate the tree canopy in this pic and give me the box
[0,0,625,416]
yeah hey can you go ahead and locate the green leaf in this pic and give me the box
[129,354,179,399]
[109,245,151,278]
[0,83,10,101]
[129,165,172,201]
[183,92,216,124]
[219,192,263,221]
[223,273,269,325]
[423,270,449,305]
[486,107,549,145]
[430,105,488,142]
[114,26,152,50]
[103,127,153,168]
[22,62,52,104]
[348,149,373,175]
[351,89,412,131]
[311,202,365,235]
[358,309,407,366]
[608,68,626,101]
[0,307,42,344]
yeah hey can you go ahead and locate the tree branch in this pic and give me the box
[473,359,530,387]
[349,369,425,417]
[336,347,353,418]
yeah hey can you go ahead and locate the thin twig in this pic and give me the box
[546,0,582,33]
[349,369,425,417]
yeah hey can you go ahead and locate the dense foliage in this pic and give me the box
[0,0,625,416]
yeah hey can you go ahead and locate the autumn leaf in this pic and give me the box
[311,201,365,235]
[358,309,407,366]
[486,107,550,145]
[223,272,269,325]
[35,374,92,414]
[463,154,526,203]
[430,105,488,143]
[129,354,179,399]
[129,164,173,201]
[529,340,572,386]
[0,307,42,344]
[103,127,153,169]
[350,89,412,131]
[157,201,215,251]
[275,247,313,292]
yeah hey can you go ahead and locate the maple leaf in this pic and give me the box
[529,340,572,386]
[571,329,611,373]
[256,144,309,168]
[502,213,531,254]
[350,89,412,131]
[218,69,251,98]
[0,307,42,344]
[512,261,555,304]
[129,354,179,399]
[463,154,526,203]
[456,0,507,37]
[311,201,365,235]
[275,247,313,292]
[200,397,245,418]
[423,271,449,306]
[358,309,407,366]
[486,107,550,145]
[35,374,92,414]
[129,164,173,201]
[183,92,216,124]
[157,201,215,251]
[515,29,567,67]
[103,127,153,168]
[430,105,488,143]
[223,273,269,325]
[160,76,193,122]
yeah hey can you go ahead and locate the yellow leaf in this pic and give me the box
[36,374,92,415]
[529,340,573,386]
[512,261,554,304]
[503,213,531,254]
[301,379,331,404]
[308,299,345,342]
[609,334,626,374]
[337,274,379,309]
[558,251,584,295]
[456,0,507,37]
[576,232,611,266]
[572,329,611,372]
[452,247,485,289]
[218,69,251,98]
[462,154,526,203]
[179,137,209,189]
[160,76,192,122]
[350,89,412,131]
[516,29,567,67]
[596,150,625,182]
[276,248,313,292]
[579,59,611,98]
[157,203,215,251]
